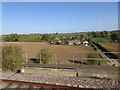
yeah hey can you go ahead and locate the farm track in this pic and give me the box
[92,42,119,66]
[0,79,92,90]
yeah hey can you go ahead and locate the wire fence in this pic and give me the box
[22,51,120,67]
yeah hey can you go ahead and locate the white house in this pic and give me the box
[83,41,89,46]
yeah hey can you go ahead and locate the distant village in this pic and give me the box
[50,37,89,46]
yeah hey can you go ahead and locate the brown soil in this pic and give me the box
[1,42,98,64]
[99,43,119,52]
[99,42,120,57]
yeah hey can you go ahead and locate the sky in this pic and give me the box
[2,2,118,34]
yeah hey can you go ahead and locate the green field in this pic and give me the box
[91,38,113,43]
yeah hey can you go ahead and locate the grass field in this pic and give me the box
[91,38,113,43]
[2,42,100,64]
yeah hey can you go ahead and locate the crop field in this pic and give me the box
[99,43,119,52]
[99,42,119,58]
[2,42,100,64]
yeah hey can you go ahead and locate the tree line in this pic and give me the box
[87,30,120,42]
[2,30,120,43]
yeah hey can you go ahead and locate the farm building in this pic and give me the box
[55,39,62,45]
[50,40,54,44]
[67,40,81,45]
[83,41,89,46]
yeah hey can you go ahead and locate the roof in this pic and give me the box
[67,40,81,43]
[83,41,89,44]
[55,39,62,43]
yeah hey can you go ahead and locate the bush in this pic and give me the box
[37,49,52,64]
[87,53,99,65]
[2,45,24,71]
[41,34,51,42]
[4,33,20,42]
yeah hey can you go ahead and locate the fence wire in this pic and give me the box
[22,51,120,67]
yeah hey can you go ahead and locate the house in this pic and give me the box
[67,40,81,45]
[50,40,54,44]
[83,41,89,46]
[75,40,81,45]
[55,39,62,44]
[55,38,62,45]
[67,40,74,45]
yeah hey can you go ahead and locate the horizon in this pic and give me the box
[1,29,119,35]
[2,2,118,34]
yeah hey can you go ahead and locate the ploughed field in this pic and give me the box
[99,43,119,52]
[99,43,119,57]
[2,42,100,64]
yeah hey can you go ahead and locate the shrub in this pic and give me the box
[2,45,24,71]
[37,49,52,64]
[4,33,20,42]
[87,53,99,65]
[41,34,51,42]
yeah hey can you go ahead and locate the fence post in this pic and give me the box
[40,52,41,64]
[25,52,28,67]
[73,53,75,65]
[82,51,83,66]
[54,53,57,64]
[56,53,57,64]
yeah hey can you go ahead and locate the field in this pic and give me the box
[2,42,100,64]
[91,38,113,43]
[99,42,119,58]
[99,43,119,52]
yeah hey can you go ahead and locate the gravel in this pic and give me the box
[1,72,119,89]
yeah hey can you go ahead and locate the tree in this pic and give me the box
[2,45,24,71]
[41,34,51,42]
[37,49,52,64]
[87,53,99,65]
[55,32,58,34]
[110,33,117,42]
[100,31,108,38]
[91,32,97,38]
[5,33,20,42]
[95,31,102,38]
